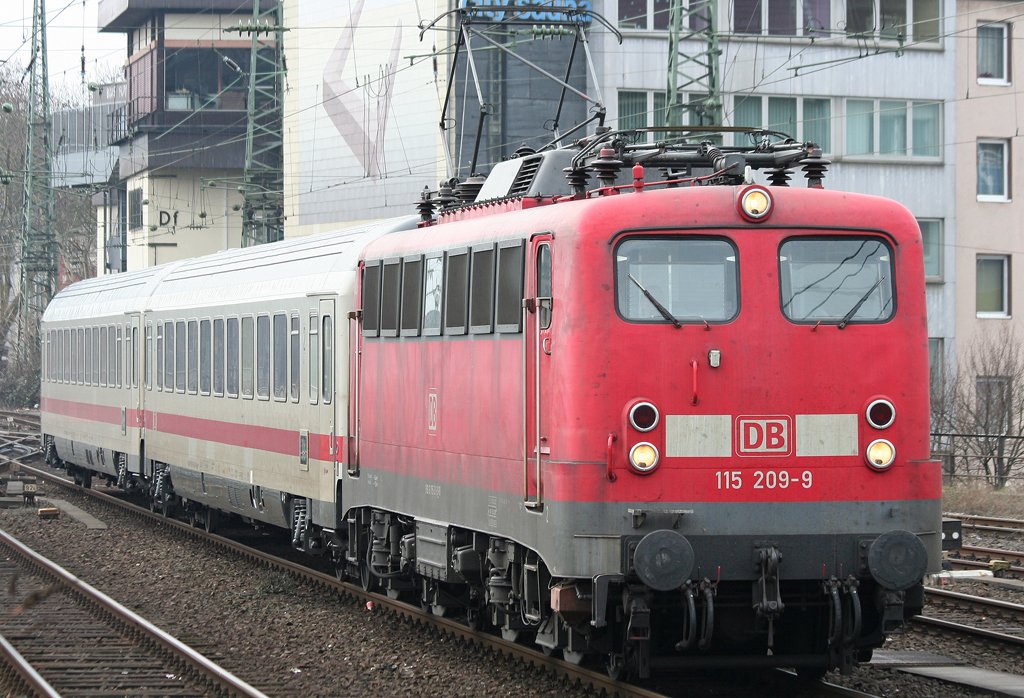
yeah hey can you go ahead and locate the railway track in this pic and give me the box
[915,587,1024,656]
[12,461,881,698]
[945,512,1024,538]
[0,528,268,697]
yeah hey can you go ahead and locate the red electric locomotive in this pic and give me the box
[40,129,941,680]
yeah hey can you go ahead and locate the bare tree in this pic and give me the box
[943,325,1024,489]
[0,62,99,406]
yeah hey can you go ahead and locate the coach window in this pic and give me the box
[99,326,108,386]
[227,317,240,398]
[155,324,163,390]
[85,328,93,385]
[496,241,525,333]
[470,244,496,334]
[145,323,152,390]
[116,327,124,388]
[381,258,401,337]
[615,238,738,324]
[132,326,139,388]
[63,329,70,383]
[289,314,300,402]
[779,237,895,324]
[242,316,255,399]
[78,328,85,383]
[273,313,287,401]
[187,320,199,394]
[309,313,319,405]
[257,315,271,400]
[444,248,470,336]
[199,320,211,395]
[109,326,117,387]
[422,254,443,335]
[322,315,333,404]
[213,318,224,397]
[362,260,382,337]
[93,327,101,384]
[164,321,175,391]
[175,321,186,392]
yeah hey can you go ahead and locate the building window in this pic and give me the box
[731,95,831,152]
[978,140,1009,201]
[977,255,1010,318]
[164,48,249,111]
[733,0,829,36]
[846,0,939,43]
[845,99,940,158]
[976,376,1011,434]
[128,187,143,230]
[918,219,942,281]
[618,89,708,137]
[978,23,1009,84]
[621,0,707,31]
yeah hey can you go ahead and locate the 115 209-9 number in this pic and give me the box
[715,470,812,490]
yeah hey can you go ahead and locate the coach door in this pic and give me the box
[524,234,553,510]
[316,299,339,477]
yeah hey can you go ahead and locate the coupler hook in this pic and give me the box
[754,546,784,651]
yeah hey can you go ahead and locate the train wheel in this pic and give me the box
[358,559,377,592]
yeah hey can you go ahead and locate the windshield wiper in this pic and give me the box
[837,275,886,329]
[628,273,681,328]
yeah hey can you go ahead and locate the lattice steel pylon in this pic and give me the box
[19,0,56,360]
[233,0,285,247]
[665,0,722,129]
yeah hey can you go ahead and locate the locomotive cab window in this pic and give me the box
[779,237,895,324]
[615,238,738,323]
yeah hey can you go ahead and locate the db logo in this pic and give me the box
[736,416,792,456]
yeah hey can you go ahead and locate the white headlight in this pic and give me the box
[866,439,896,470]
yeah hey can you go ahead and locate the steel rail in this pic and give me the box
[0,528,270,698]
[0,630,61,698]
[911,614,1024,648]
[925,587,1024,617]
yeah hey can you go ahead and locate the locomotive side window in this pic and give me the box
[227,317,240,398]
[309,313,319,405]
[401,256,423,337]
[470,244,496,334]
[779,237,895,324]
[186,321,198,394]
[444,248,470,335]
[615,238,738,324]
[175,321,186,393]
[213,318,225,397]
[538,244,553,330]
[322,315,333,404]
[241,316,255,399]
[273,313,287,401]
[422,254,443,335]
[362,261,382,337]
[200,320,211,395]
[290,314,300,402]
[496,241,524,333]
[380,259,402,337]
